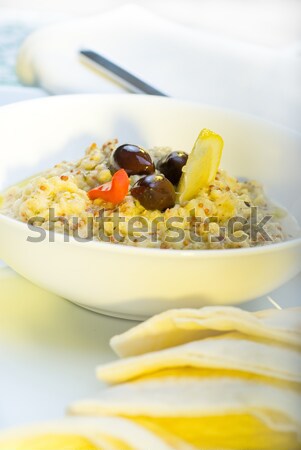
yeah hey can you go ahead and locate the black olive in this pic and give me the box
[156,151,188,185]
[111,144,155,176]
[131,174,176,211]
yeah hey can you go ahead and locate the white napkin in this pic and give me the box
[17,4,301,130]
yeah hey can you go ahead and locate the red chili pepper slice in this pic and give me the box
[88,169,129,204]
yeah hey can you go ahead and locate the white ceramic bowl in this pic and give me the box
[0,94,300,319]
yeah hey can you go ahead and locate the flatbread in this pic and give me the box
[133,415,300,450]
[111,307,301,358]
[71,376,301,421]
[69,377,301,450]
[0,417,185,450]
[99,333,301,385]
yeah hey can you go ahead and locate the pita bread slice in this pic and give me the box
[98,333,301,385]
[69,377,301,450]
[111,307,301,358]
[133,414,300,450]
[0,416,186,450]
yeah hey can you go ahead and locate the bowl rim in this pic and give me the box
[0,92,300,137]
[0,93,300,259]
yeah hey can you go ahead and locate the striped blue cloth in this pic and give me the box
[0,22,36,86]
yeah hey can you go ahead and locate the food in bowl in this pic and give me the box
[0,129,292,250]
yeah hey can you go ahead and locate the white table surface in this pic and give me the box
[0,265,137,429]
[0,39,300,431]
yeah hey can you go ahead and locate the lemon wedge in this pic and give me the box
[178,129,223,204]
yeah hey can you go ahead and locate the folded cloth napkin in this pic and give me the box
[17,4,301,130]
